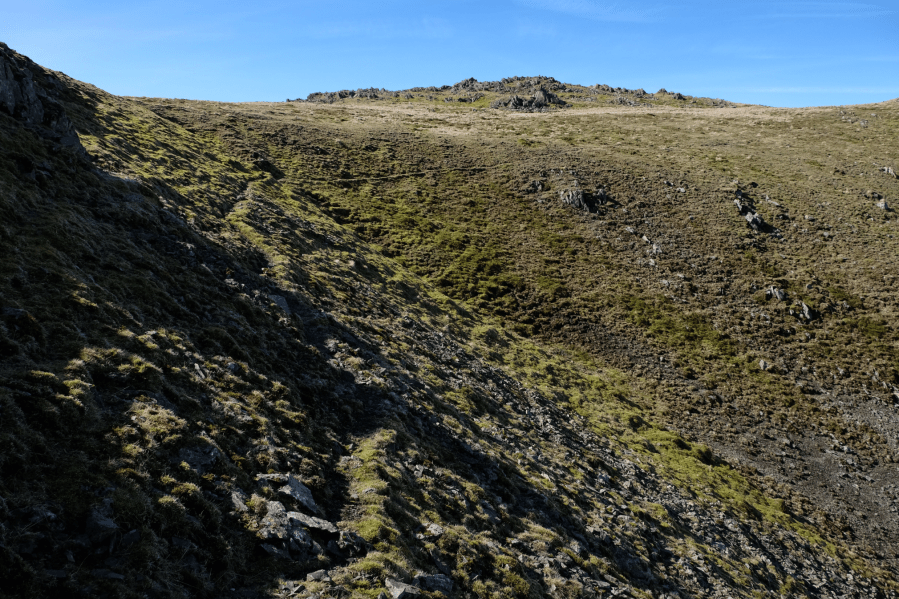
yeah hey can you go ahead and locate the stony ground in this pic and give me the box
[1,42,898,599]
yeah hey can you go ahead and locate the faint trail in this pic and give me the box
[296,164,510,184]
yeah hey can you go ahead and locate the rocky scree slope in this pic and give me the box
[0,43,897,599]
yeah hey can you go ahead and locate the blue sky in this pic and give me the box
[3,1,897,107]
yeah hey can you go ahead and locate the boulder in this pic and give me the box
[800,302,814,320]
[385,579,421,598]
[257,501,317,558]
[231,490,249,512]
[560,189,597,212]
[178,445,221,474]
[767,287,786,301]
[745,212,764,231]
[85,507,118,544]
[288,511,338,534]
[413,573,453,595]
[306,569,331,582]
[257,473,318,513]
[336,530,370,556]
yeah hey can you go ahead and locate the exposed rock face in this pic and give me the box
[490,87,568,111]
[0,42,81,149]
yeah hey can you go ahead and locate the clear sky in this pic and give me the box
[3,1,897,107]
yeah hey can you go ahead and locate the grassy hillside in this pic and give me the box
[1,42,898,599]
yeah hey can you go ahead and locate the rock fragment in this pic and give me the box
[288,511,338,534]
[85,501,117,544]
[385,578,421,598]
[413,573,453,595]
[306,569,331,582]
[257,473,318,513]
[745,212,764,230]
[767,286,786,301]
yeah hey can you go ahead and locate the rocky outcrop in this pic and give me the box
[491,87,569,111]
[0,43,82,150]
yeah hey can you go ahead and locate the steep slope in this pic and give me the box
[0,42,897,599]
[149,77,899,568]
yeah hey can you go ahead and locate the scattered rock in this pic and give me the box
[261,543,291,559]
[759,359,770,371]
[121,529,141,549]
[268,294,291,314]
[178,444,221,474]
[559,188,598,212]
[232,490,249,512]
[800,302,814,320]
[745,212,764,231]
[385,578,421,598]
[491,87,568,112]
[288,511,338,534]
[875,200,889,210]
[257,473,318,513]
[767,286,786,301]
[257,501,320,559]
[91,568,125,580]
[307,569,331,582]
[413,573,453,595]
[85,503,117,544]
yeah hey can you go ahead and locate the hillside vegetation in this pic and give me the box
[1,42,898,599]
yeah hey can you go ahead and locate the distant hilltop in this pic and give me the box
[298,76,737,111]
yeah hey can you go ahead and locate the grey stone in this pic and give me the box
[759,359,770,371]
[258,474,318,513]
[385,578,421,598]
[336,530,370,556]
[768,286,786,301]
[413,573,453,595]
[178,445,220,474]
[287,511,338,534]
[745,212,764,230]
[269,294,291,313]
[86,507,117,544]
[800,302,814,320]
[257,501,315,555]
[875,200,889,210]
[91,569,125,580]
[44,569,67,579]
[560,188,597,212]
[120,529,141,549]
[307,569,331,582]
[425,523,444,537]
[430,548,453,576]
[232,490,249,512]
[261,543,291,559]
